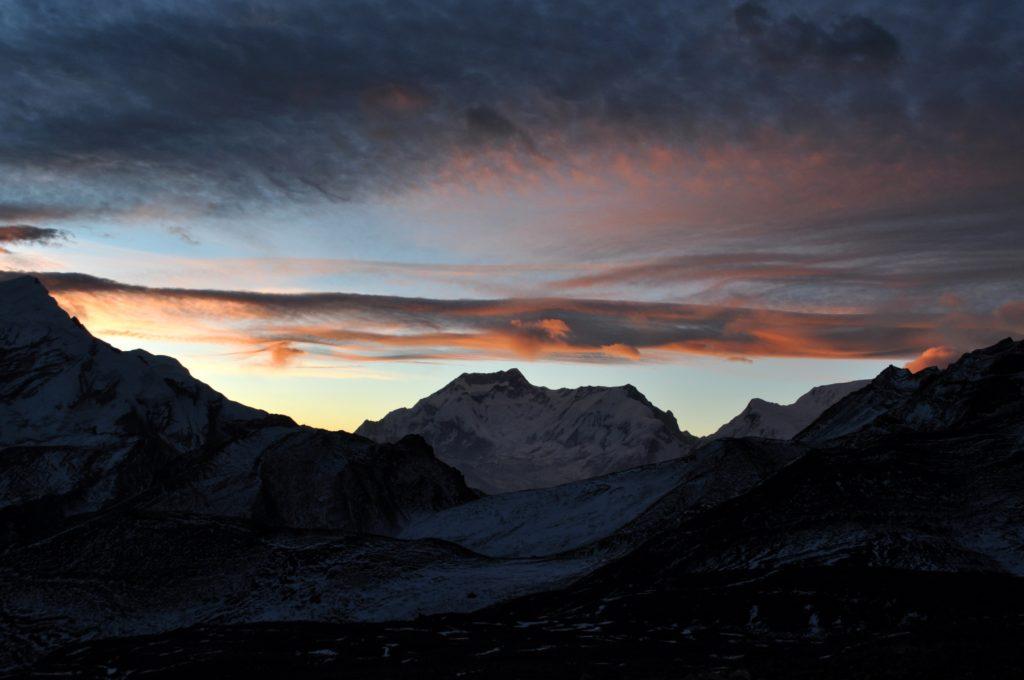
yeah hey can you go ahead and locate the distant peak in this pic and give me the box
[453,368,531,389]
[979,337,1018,355]
[877,365,912,381]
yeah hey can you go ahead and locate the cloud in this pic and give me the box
[0,225,69,252]
[0,0,1019,225]
[13,271,1019,368]
[736,2,900,68]
[0,0,1021,336]
[547,234,1024,315]
[466,106,520,141]
[905,346,960,372]
[734,2,771,36]
[167,226,200,246]
[0,204,80,222]
[511,318,571,340]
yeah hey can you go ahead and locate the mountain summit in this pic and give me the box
[357,370,697,493]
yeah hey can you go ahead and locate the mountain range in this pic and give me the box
[356,368,865,493]
[357,369,698,493]
[1,275,1022,678]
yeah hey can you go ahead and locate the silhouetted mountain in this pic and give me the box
[357,369,697,492]
[0,276,474,544]
[711,379,870,440]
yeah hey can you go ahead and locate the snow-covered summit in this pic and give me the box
[357,370,697,493]
[711,379,870,440]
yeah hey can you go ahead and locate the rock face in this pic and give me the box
[357,369,697,493]
[0,276,474,543]
[711,379,870,440]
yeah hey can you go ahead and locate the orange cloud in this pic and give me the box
[511,317,571,340]
[905,346,960,373]
[600,343,641,360]
[24,271,1019,370]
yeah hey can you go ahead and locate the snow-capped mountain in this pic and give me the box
[710,379,870,440]
[0,276,474,541]
[357,369,698,493]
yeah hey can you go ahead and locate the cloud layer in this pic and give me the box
[14,272,1018,369]
[1,0,1021,223]
[0,225,68,253]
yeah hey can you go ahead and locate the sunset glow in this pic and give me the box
[1,0,1021,434]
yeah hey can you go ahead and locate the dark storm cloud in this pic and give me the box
[1,0,1021,217]
[734,2,900,68]
[0,225,69,252]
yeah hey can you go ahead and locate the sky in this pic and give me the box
[1,0,1022,434]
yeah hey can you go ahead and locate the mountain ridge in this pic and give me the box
[711,379,871,440]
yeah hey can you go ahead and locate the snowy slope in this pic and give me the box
[357,369,697,493]
[711,379,870,440]
[400,458,693,557]
[0,513,603,669]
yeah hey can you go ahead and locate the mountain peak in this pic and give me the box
[0,274,77,328]
[875,365,916,385]
[0,274,49,302]
[453,367,531,390]
[711,379,871,441]
[357,370,695,492]
[967,336,1019,359]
